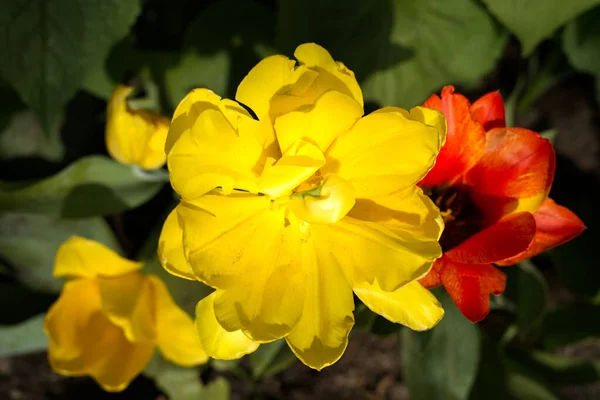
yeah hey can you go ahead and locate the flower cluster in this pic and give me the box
[46,42,585,391]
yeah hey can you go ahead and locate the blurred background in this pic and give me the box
[0,0,598,399]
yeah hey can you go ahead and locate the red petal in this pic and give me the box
[440,257,506,323]
[496,198,586,265]
[470,91,506,131]
[445,212,536,264]
[419,258,444,288]
[466,127,555,199]
[420,86,486,187]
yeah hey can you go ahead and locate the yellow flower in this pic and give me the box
[44,236,208,392]
[160,43,447,370]
[105,85,170,170]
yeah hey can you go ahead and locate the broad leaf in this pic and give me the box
[505,357,561,400]
[249,339,297,378]
[542,302,600,349]
[145,354,204,400]
[0,314,47,358]
[403,289,481,400]
[276,0,505,108]
[0,156,164,218]
[483,0,600,55]
[0,0,141,132]
[504,260,550,335]
[0,212,119,293]
[563,6,600,102]
[0,110,64,161]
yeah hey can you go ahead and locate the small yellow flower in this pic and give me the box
[44,237,208,392]
[160,43,447,369]
[105,85,170,170]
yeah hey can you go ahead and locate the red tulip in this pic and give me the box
[419,86,585,322]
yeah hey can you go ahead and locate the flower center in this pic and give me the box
[424,185,483,252]
[289,174,355,224]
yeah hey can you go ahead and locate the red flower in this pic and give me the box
[418,86,585,323]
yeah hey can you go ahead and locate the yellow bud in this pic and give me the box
[105,85,170,170]
[290,174,355,224]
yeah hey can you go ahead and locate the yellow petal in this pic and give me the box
[195,292,259,360]
[137,112,170,170]
[315,215,441,292]
[180,194,305,342]
[97,272,155,343]
[348,185,444,244]
[322,107,444,198]
[167,91,275,198]
[106,85,170,170]
[149,276,209,366]
[353,280,444,331]
[235,55,307,122]
[404,106,447,148]
[273,90,363,154]
[285,235,354,370]
[290,174,356,224]
[86,322,155,392]
[45,279,154,392]
[53,236,142,279]
[258,139,326,197]
[177,193,271,288]
[158,208,195,280]
[293,43,363,108]
[45,279,103,374]
[212,238,305,342]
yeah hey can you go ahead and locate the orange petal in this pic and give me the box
[496,198,586,265]
[445,212,536,264]
[440,257,506,323]
[418,258,444,289]
[466,127,555,209]
[420,86,486,187]
[470,91,505,131]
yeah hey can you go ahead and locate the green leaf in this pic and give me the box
[82,38,133,100]
[276,0,505,108]
[0,212,119,293]
[202,378,230,400]
[469,335,514,400]
[0,0,141,132]
[504,260,550,335]
[0,314,47,358]
[145,354,205,400]
[140,0,274,110]
[482,0,600,55]
[542,301,600,349]
[0,281,56,324]
[0,156,164,218]
[505,357,561,400]
[164,50,230,110]
[403,289,481,400]
[563,6,600,102]
[0,110,64,161]
[249,339,297,379]
[563,6,600,76]
[512,351,600,388]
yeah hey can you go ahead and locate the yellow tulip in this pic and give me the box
[105,85,170,170]
[45,237,208,392]
[160,43,447,370]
